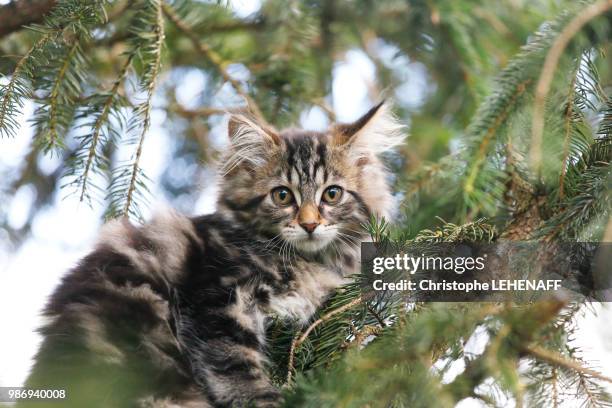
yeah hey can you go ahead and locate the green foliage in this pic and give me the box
[268,2,610,405]
[1,0,611,406]
[0,1,108,139]
[0,31,54,138]
[537,132,611,241]
[65,55,132,205]
[269,219,499,397]
[106,0,165,219]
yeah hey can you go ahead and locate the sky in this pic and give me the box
[0,2,611,406]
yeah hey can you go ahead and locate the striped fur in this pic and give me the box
[23,103,403,407]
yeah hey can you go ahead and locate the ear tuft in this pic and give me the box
[333,101,385,144]
[331,101,405,159]
[222,114,280,174]
[228,114,280,145]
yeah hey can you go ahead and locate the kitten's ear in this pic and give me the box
[228,114,280,146]
[222,114,281,173]
[332,101,405,159]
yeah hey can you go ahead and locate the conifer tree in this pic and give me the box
[1,0,610,406]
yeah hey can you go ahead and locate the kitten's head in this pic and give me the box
[218,102,404,254]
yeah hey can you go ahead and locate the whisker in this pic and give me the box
[263,234,283,251]
[335,232,361,246]
[339,227,367,236]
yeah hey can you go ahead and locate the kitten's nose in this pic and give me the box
[299,222,319,234]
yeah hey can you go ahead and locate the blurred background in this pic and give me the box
[0,0,610,405]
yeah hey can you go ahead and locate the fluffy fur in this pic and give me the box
[22,103,404,407]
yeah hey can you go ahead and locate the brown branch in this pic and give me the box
[161,3,268,127]
[530,0,612,172]
[524,345,612,384]
[106,0,131,22]
[294,296,369,349]
[577,370,602,406]
[96,7,264,48]
[285,293,374,385]
[169,104,244,118]
[366,304,387,328]
[311,98,336,122]
[284,331,301,387]
[444,302,557,401]
[0,0,57,38]
[203,19,266,33]
[551,366,559,408]
[343,324,381,351]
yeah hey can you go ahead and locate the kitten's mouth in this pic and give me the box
[281,227,338,253]
[290,234,334,253]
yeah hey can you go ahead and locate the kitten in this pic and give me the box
[21,102,403,407]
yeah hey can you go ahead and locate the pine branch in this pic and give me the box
[530,0,612,172]
[1,1,109,143]
[311,98,335,122]
[558,64,580,199]
[198,19,266,33]
[551,366,560,408]
[278,219,499,394]
[401,156,462,207]
[169,104,243,118]
[463,79,531,195]
[524,345,612,384]
[70,53,134,204]
[0,30,57,138]
[286,294,372,385]
[366,304,388,328]
[115,0,165,219]
[458,2,611,218]
[43,39,80,150]
[0,0,57,38]
[32,33,90,152]
[161,2,269,126]
[565,342,612,408]
[414,218,497,243]
[445,300,566,402]
[537,134,610,240]
[284,303,505,407]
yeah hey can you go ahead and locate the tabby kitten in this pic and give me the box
[22,102,403,407]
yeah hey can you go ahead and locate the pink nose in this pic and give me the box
[300,222,319,233]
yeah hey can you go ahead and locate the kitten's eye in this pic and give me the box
[322,186,343,204]
[271,187,294,206]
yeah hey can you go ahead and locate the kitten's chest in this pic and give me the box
[264,261,346,323]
